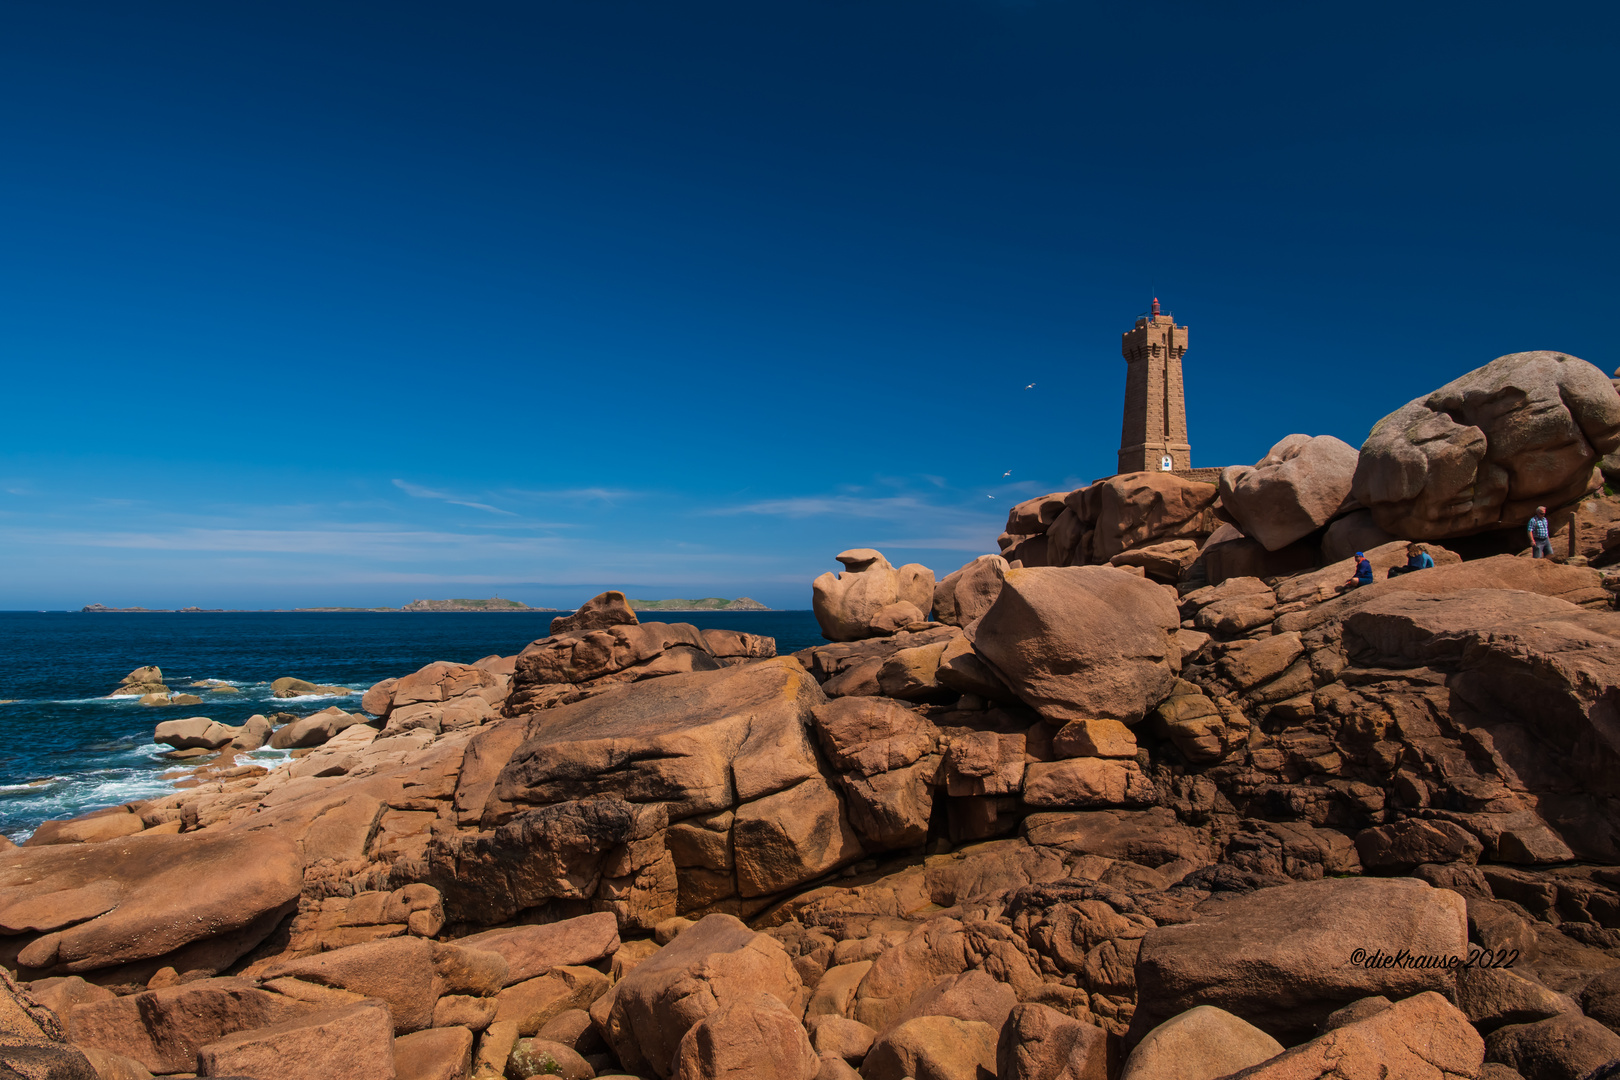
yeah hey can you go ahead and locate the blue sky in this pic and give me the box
[0,1,1614,609]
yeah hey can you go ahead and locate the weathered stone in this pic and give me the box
[1485,1012,1620,1080]
[487,659,823,826]
[943,731,1025,797]
[492,967,608,1036]
[1194,590,1277,637]
[1220,434,1360,551]
[806,1014,874,1063]
[1074,473,1221,561]
[506,1037,590,1079]
[997,1002,1108,1080]
[733,778,863,897]
[1130,877,1468,1044]
[269,706,369,749]
[24,812,145,848]
[1024,808,1211,868]
[811,698,935,777]
[1227,991,1481,1080]
[875,640,957,703]
[1354,351,1620,539]
[67,978,314,1073]
[1,830,302,978]
[1217,632,1303,691]
[1356,819,1483,873]
[671,993,818,1080]
[1023,759,1154,808]
[1120,1005,1281,1080]
[395,1026,473,1080]
[972,566,1179,724]
[1108,539,1200,583]
[455,913,620,987]
[1199,524,1322,585]
[1456,966,1578,1032]
[194,1003,393,1080]
[1321,509,1400,563]
[933,556,1010,629]
[1007,494,1070,536]
[549,591,638,636]
[153,717,240,752]
[813,550,936,642]
[264,937,443,1034]
[602,913,803,1079]
[861,1015,999,1080]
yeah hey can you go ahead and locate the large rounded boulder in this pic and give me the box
[1352,351,1620,539]
[932,554,1008,628]
[971,565,1180,723]
[1074,472,1221,561]
[1220,434,1360,551]
[812,549,935,642]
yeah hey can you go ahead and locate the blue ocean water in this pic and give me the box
[0,610,825,841]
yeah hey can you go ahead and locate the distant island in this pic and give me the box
[82,605,229,613]
[399,597,556,612]
[84,597,559,613]
[79,596,769,614]
[628,597,769,611]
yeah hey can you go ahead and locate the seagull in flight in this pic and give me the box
[1002,470,1012,477]
[1025,383,1035,389]
[987,494,995,499]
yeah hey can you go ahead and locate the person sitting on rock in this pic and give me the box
[1342,551,1374,590]
[1527,506,1554,559]
[1387,543,1435,578]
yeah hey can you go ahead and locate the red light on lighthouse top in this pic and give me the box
[1151,297,1161,317]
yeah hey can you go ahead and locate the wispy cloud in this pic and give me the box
[502,487,639,504]
[36,526,566,560]
[392,479,516,516]
[710,495,935,519]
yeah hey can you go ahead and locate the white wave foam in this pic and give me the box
[0,778,64,794]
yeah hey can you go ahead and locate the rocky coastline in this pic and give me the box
[7,349,1620,1079]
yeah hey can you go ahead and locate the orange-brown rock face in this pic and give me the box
[971,566,1181,724]
[811,548,936,641]
[1354,350,1620,539]
[0,829,304,980]
[22,505,1620,1080]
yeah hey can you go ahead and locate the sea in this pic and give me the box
[0,609,826,842]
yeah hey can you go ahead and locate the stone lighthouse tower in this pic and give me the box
[1117,298,1192,475]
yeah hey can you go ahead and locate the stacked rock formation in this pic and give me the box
[7,348,1620,1080]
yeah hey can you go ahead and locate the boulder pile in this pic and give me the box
[8,348,1620,1080]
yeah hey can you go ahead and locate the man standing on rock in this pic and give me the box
[1527,506,1554,559]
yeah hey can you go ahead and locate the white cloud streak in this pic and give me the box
[392,478,516,516]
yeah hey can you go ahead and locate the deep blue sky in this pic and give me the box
[0,1,1614,609]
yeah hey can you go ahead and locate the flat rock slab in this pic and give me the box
[67,977,314,1073]
[456,912,621,986]
[1130,877,1468,1045]
[196,1000,395,1080]
[487,658,826,821]
[0,830,302,976]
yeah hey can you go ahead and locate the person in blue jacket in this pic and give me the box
[1387,543,1435,578]
[1342,551,1375,590]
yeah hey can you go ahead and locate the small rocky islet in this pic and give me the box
[7,350,1620,1079]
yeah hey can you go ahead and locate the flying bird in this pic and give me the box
[1002,470,1012,477]
[987,494,995,499]
[1025,383,1035,389]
